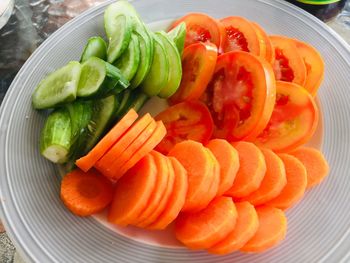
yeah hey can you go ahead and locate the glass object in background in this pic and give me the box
[286,0,347,21]
[336,0,350,27]
[0,0,14,29]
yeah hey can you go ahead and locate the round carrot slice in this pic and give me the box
[240,206,287,253]
[207,139,239,196]
[76,109,138,172]
[134,151,169,226]
[225,142,266,198]
[208,202,259,254]
[239,148,287,206]
[168,140,216,212]
[147,157,188,230]
[265,154,307,210]
[204,147,221,198]
[289,147,329,189]
[94,113,153,179]
[60,169,114,217]
[175,197,237,249]
[251,22,275,64]
[108,154,157,226]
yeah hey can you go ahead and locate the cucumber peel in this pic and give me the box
[168,22,186,56]
[80,36,107,62]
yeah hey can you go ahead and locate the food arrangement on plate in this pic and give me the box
[31,0,329,256]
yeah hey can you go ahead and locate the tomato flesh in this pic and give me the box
[274,48,295,82]
[187,25,212,46]
[225,26,249,52]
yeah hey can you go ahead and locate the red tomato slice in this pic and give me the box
[170,42,218,104]
[155,101,214,154]
[293,39,325,96]
[251,22,275,64]
[270,35,307,86]
[202,51,276,141]
[254,81,319,152]
[220,16,260,56]
[170,13,226,51]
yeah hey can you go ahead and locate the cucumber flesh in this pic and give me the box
[156,31,182,98]
[80,36,107,62]
[114,34,141,81]
[141,33,169,97]
[168,22,186,56]
[32,61,81,109]
[40,108,72,164]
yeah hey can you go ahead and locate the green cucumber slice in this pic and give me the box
[168,22,186,56]
[80,36,107,62]
[40,108,72,164]
[32,61,81,109]
[141,33,169,97]
[156,31,182,98]
[115,90,132,118]
[114,34,140,81]
[118,91,149,118]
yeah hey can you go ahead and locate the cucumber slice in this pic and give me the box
[141,33,169,97]
[168,22,186,56]
[80,36,107,62]
[104,3,133,63]
[156,31,182,98]
[32,61,81,109]
[118,91,149,118]
[40,108,72,164]
[115,90,132,118]
[114,34,141,81]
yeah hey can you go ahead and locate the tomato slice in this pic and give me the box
[254,81,319,152]
[270,35,307,86]
[251,22,275,64]
[170,42,218,104]
[293,39,325,96]
[220,16,260,56]
[155,101,214,154]
[170,13,226,51]
[202,51,276,141]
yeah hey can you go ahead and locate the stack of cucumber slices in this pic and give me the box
[32,1,186,167]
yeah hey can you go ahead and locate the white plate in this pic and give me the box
[1,0,350,262]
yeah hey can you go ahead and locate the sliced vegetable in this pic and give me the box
[251,22,275,64]
[32,61,81,109]
[116,90,149,119]
[167,21,186,55]
[80,36,107,62]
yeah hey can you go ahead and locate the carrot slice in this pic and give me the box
[116,121,167,178]
[94,114,153,179]
[60,169,114,217]
[289,147,329,188]
[265,154,307,210]
[239,149,287,206]
[147,157,188,230]
[168,140,217,212]
[206,139,239,196]
[139,156,175,228]
[134,151,169,226]
[76,109,138,172]
[225,142,266,198]
[108,154,157,226]
[205,147,221,198]
[175,197,237,250]
[240,206,287,253]
[208,202,259,254]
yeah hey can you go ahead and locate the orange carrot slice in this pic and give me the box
[205,147,221,198]
[147,157,188,230]
[239,149,287,206]
[76,109,138,172]
[208,202,259,254]
[175,197,237,249]
[265,154,307,210]
[134,151,169,227]
[206,139,239,196]
[289,147,329,188]
[168,140,217,212]
[108,154,157,226]
[94,114,153,179]
[240,206,287,253]
[116,121,167,178]
[60,169,114,216]
[225,142,266,198]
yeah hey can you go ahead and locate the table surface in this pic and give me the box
[1,1,350,262]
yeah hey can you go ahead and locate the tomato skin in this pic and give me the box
[202,51,276,141]
[251,22,275,64]
[155,101,214,154]
[254,81,319,152]
[170,13,226,52]
[170,42,218,104]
